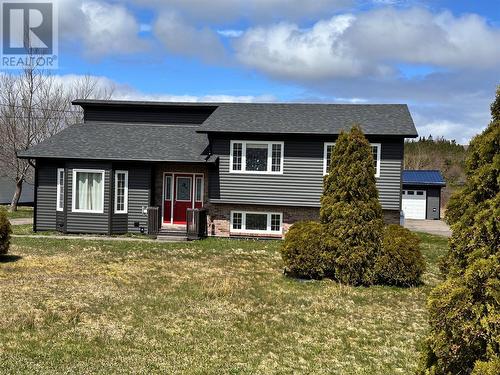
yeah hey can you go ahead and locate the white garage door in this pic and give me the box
[402,190,426,220]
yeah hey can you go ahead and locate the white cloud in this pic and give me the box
[234,7,500,80]
[217,29,244,38]
[153,12,227,63]
[234,15,375,80]
[414,119,479,145]
[56,0,148,58]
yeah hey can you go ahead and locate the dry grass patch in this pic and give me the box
[0,235,447,374]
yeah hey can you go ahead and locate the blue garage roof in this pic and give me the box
[402,170,446,187]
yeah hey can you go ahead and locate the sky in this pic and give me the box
[39,0,500,143]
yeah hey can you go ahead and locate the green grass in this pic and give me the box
[1,205,33,219]
[0,234,448,374]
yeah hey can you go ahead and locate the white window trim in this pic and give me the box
[195,176,204,202]
[114,170,128,214]
[230,140,284,175]
[230,210,283,234]
[323,142,335,176]
[371,143,381,178]
[56,168,64,212]
[71,169,106,214]
[323,142,381,178]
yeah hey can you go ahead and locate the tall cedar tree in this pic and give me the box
[320,126,384,285]
[419,88,500,374]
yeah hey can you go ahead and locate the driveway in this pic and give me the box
[8,218,33,226]
[404,219,452,237]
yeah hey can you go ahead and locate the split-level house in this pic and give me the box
[18,100,418,238]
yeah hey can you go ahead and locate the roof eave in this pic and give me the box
[197,129,418,137]
[17,154,215,164]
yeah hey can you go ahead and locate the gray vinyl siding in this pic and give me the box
[111,214,128,233]
[35,160,58,231]
[66,161,111,234]
[209,138,403,210]
[127,166,151,233]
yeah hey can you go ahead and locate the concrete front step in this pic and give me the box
[157,228,188,242]
[157,235,188,242]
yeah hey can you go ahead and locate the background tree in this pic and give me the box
[419,88,500,374]
[320,125,384,285]
[0,64,113,212]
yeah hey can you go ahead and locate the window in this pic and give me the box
[371,143,381,177]
[56,168,64,211]
[232,212,242,230]
[72,169,105,213]
[114,170,128,214]
[195,176,203,202]
[271,144,282,172]
[323,143,335,175]
[164,175,172,201]
[408,190,415,195]
[416,191,424,196]
[176,177,192,201]
[324,142,381,177]
[230,141,284,174]
[232,142,242,171]
[230,211,282,234]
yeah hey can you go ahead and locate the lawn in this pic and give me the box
[0,234,448,374]
[1,205,33,219]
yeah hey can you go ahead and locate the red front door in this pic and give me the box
[173,174,193,224]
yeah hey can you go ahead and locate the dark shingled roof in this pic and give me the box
[198,103,417,136]
[19,100,417,161]
[18,122,210,162]
[402,170,446,186]
[72,100,418,136]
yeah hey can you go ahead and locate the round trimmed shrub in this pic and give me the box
[281,221,328,279]
[375,224,425,286]
[0,208,12,255]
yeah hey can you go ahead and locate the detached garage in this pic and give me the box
[402,170,446,220]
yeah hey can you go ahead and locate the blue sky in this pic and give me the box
[46,1,500,143]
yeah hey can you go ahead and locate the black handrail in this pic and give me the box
[186,208,207,240]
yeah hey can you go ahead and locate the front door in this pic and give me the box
[173,174,193,224]
[163,173,204,225]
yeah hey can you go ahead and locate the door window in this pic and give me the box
[176,177,192,201]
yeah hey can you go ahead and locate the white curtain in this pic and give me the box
[76,172,103,211]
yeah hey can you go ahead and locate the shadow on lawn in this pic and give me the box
[0,254,23,263]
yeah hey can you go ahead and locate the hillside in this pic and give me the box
[404,136,466,209]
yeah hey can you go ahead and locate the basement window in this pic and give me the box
[230,211,282,234]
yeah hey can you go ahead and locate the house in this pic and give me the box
[402,170,446,220]
[0,175,34,206]
[18,100,418,237]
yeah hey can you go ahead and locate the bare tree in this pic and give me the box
[0,64,113,211]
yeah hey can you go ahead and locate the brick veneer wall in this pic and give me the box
[206,203,400,237]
